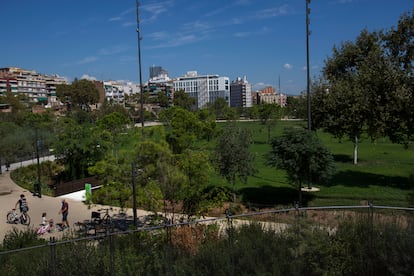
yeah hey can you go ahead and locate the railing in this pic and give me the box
[1,204,413,275]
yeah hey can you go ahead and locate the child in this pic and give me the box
[37,213,54,235]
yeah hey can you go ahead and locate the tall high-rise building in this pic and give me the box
[230,76,252,108]
[173,71,230,109]
[149,65,169,81]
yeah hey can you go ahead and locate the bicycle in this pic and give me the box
[6,209,31,226]
[91,208,113,234]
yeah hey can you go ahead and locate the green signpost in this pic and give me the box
[85,183,92,202]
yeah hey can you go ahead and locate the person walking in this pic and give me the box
[58,199,69,228]
[15,194,29,221]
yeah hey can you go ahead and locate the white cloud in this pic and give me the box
[109,17,121,22]
[81,74,97,81]
[253,4,290,20]
[77,56,98,65]
[253,82,273,91]
[284,63,293,70]
[98,46,128,56]
[142,1,174,22]
[234,32,251,37]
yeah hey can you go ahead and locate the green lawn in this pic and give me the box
[214,120,414,208]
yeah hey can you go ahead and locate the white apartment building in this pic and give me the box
[0,67,67,106]
[173,71,230,109]
[230,76,252,108]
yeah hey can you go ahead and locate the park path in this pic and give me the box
[0,158,288,243]
[0,158,148,242]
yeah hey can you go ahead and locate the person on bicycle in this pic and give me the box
[15,194,29,219]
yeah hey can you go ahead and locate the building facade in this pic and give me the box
[173,71,230,109]
[230,76,252,108]
[0,67,67,107]
[254,86,287,107]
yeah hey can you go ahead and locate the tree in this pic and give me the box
[286,95,307,119]
[159,107,202,154]
[96,112,131,160]
[56,79,99,112]
[156,91,170,108]
[312,30,392,164]
[173,90,195,111]
[214,125,256,202]
[53,118,109,180]
[258,103,283,142]
[382,9,414,148]
[265,128,336,206]
[176,149,213,217]
[88,157,131,208]
[207,97,230,120]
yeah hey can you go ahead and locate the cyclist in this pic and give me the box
[15,194,29,221]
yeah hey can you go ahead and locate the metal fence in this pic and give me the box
[1,204,413,275]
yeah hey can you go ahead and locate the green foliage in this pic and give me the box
[266,127,336,205]
[258,103,283,142]
[53,117,110,180]
[2,228,42,250]
[1,215,414,275]
[11,161,61,196]
[160,107,202,154]
[173,89,195,111]
[215,124,256,202]
[56,78,99,112]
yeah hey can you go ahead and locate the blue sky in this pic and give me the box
[1,1,413,95]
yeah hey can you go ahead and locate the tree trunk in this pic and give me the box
[353,135,358,165]
[298,181,302,207]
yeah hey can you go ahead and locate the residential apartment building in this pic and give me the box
[173,71,230,109]
[253,86,287,107]
[230,76,252,108]
[0,67,67,107]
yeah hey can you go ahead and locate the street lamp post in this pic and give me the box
[34,128,42,198]
[136,0,144,136]
[306,0,311,131]
[306,0,312,192]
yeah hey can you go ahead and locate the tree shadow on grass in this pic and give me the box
[333,154,353,163]
[330,170,414,190]
[239,185,315,208]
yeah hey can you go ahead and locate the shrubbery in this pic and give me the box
[1,216,413,275]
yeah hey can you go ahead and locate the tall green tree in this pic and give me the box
[265,128,336,206]
[215,125,256,202]
[53,118,109,180]
[258,103,283,143]
[382,9,414,148]
[56,79,99,112]
[159,107,202,154]
[96,112,131,160]
[176,149,213,217]
[173,90,195,111]
[312,30,392,164]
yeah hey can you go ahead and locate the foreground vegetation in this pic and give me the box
[1,215,413,275]
[10,119,414,211]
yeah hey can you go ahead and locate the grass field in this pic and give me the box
[214,120,414,208]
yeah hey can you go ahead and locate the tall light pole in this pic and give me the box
[34,128,42,198]
[306,0,311,131]
[306,0,312,192]
[136,0,144,136]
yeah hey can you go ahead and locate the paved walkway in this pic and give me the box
[0,159,147,242]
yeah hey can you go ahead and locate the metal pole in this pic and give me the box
[306,0,311,131]
[35,128,42,198]
[136,0,144,136]
[132,162,137,228]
